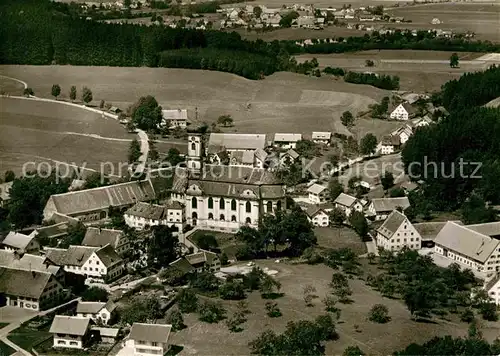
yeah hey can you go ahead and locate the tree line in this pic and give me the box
[2,0,500,80]
[402,66,500,213]
[344,71,400,90]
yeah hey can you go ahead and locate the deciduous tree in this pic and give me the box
[51,84,61,99]
[81,86,93,104]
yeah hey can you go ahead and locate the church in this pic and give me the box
[170,134,286,232]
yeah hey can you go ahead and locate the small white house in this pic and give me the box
[311,132,331,145]
[0,181,13,208]
[391,125,413,145]
[307,184,328,204]
[380,135,400,155]
[126,323,172,356]
[334,193,363,217]
[431,17,441,25]
[76,301,117,325]
[274,133,302,149]
[50,316,91,349]
[375,210,421,251]
[161,109,188,129]
[412,116,433,127]
[484,274,500,305]
[279,149,299,166]
[305,206,329,227]
[389,103,413,121]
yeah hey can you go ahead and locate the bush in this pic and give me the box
[369,304,390,323]
[81,286,109,302]
[460,308,475,322]
[177,289,198,313]
[219,280,246,300]
[198,300,226,323]
[166,307,185,331]
[265,301,282,318]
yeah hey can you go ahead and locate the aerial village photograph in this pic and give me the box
[0,0,499,354]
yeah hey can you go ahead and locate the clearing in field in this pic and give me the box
[0,66,385,136]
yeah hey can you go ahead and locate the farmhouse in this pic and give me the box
[307,183,328,204]
[389,103,414,121]
[0,181,13,207]
[483,274,500,305]
[76,300,117,325]
[161,109,188,128]
[50,316,91,350]
[334,193,363,217]
[274,133,302,149]
[1,231,40,254]
[170,249,220,274]
[254,148,268,169]
[391,124,413,145]
[367,197,410,221]
[0,267,65,311]
[312,132,331,145]
[375,210,421,251]
[304,205,329,227]
[82,227,129,256]
[207,133,266,154]
[43,180,156,222]
[412,115,433,127]
[0,250,63,281]
[124,201,184,232]
[125,323,172,356]
[434,221,500,275]
[380,135,400,155]
[45,244,124,282]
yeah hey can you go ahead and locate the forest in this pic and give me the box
[2,0,500,80]
[401,65,500,213]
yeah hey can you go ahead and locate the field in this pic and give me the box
[0,97,133,175]
[0,65,386,137]
[168,260,481,355]
[296,49,495,92]
[387,2,500,41]
[314,227,367,255]
[236,26,365,41]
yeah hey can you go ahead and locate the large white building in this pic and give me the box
[375,210,421,251]
[434,221,500,276]
[45,244,124,282]
[172,135,286,232]
[389,103,414,121]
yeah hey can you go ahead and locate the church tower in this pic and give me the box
[187,134,202,176]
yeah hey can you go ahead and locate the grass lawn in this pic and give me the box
[169,261,475,355]
[0,340,15,356]
[315,227,367,256]
[7,325,52,352]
